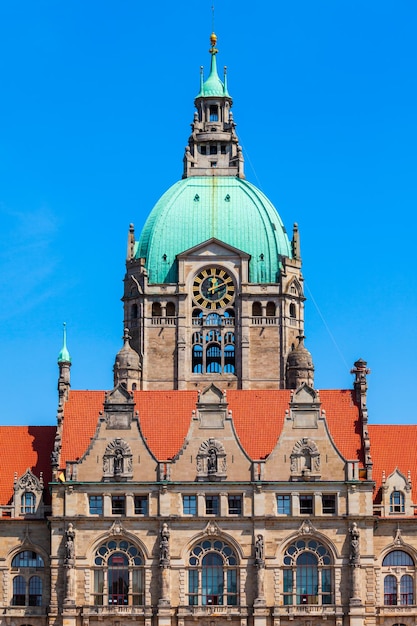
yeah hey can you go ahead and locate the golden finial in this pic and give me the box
[209,32,218,55]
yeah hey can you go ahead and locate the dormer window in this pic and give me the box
[209,105,218,121]
[390,491,405,513]
[21,492,36,515]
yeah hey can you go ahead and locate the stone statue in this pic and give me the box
[114,449,123,475]
[207,448,217,473]
[349,522,360,566]
[160,522,170,566]
[255,534,265,564]
[65,523,75,564]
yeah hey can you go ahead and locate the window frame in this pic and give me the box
[183,495,197,516]
[111,495,126,516]
[277,494,291,515]
[205,495,220,516]
[227,494,242,515]
[89,495,104,515]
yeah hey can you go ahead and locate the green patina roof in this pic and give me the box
[196,46,230,98]
[136,177,292,284]
[58,322,71,363]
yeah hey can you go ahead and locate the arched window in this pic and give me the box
[166,302,175,317]
[92,539,144,606]
[192,345,203,373]
[289,303,296,318]
[206,313,222,326]
[209,105,219,122]
[252,302,262,317]
[152,303,162,317]
[266,302,276,316]
[188,539,238,606]
[382,551,414,606]
[390,491,405,513]
[11,551,44,607]
[12,576,26,606]
[191,310,235,375]
[21,492,36,514]
[206,344,221,373]
[28,576,42,606]
[283,539,332,606]
[131,303,138,319]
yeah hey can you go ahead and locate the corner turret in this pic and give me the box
[286,335,314,389]
[113,328,141,391]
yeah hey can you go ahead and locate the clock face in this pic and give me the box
[193,267,235,309]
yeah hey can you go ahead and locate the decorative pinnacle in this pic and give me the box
[209,32,218,55]
[58,322,72,364]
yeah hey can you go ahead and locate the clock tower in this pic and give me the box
[122,34,312,391]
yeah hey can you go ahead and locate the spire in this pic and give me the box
[196,32,227,98]
[292,223,301,260]
[183,33,244,179]
[57,322,71,363]
[57,323,71,404]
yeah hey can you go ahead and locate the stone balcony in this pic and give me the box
[178,604,248,618]
[82,605,152,617]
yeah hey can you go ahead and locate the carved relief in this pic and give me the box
[196,438,227,481]
[103,438,133,482]
[290,438,321,478]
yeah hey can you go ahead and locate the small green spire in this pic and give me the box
[58,322,72,363]
[196,32,230,98]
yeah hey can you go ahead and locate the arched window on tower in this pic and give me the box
[252,302,262,317]
[152,303,162,317]
[131,303,138,319]
[206,344,222,373]
[92,539,144,606]
[266,302,276,316]
[382,551,414,605]
[224,332,235,373]
[289,303,296,318]
[209,105,219,122]
[188,539,238,606]
[166,302,175,317]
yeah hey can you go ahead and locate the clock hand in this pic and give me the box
[208,280,227,293]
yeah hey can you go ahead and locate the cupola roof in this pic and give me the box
[136,176,292,284]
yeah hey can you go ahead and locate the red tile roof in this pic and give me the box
[60,388,364,466]
[0,426,56,507]
[320,390,364,464]
[368,425,417,499]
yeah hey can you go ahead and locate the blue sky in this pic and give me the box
[0,1,416,425]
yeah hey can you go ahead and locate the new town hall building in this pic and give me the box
[1,32,416,626]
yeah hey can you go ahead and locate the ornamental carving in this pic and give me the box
[14,469,43,493]
[196,438,227,481]
[290,438,320,477]
[103,438,133,482]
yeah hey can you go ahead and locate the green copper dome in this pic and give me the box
[136,177,292,284]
